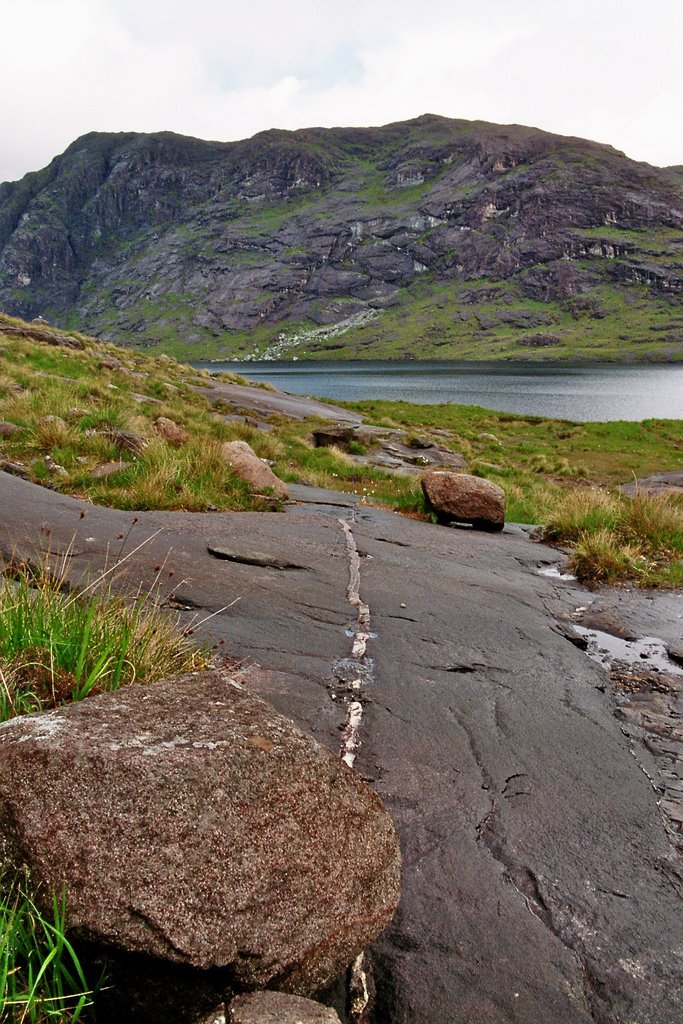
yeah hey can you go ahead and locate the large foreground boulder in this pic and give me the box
[0,670,400,1023]
[422,469,506,530]
[221,440,289,499]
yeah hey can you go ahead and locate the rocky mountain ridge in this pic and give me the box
[1,114,682,361]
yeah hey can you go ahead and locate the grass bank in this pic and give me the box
[1,312,681,586]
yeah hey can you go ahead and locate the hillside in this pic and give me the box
[1,115,682,362]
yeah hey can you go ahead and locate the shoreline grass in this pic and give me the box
[1,313,682,587]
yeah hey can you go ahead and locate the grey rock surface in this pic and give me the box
[0,471,681,1024]
[195,379,362,424]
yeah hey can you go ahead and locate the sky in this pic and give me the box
[2,0,682,183]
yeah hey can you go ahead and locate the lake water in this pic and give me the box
[195,360,683,422]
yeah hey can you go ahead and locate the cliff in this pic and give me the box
[1,115,682,361]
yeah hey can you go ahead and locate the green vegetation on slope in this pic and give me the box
[0,312,681,586]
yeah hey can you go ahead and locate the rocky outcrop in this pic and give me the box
[0,117,681,359]
[421,469,506,529]
[0,669,401,1022]
[311,424,467,476]
[1,470,682,1024]
[221,440,289,499]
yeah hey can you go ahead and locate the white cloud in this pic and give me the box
[1,0,681,183]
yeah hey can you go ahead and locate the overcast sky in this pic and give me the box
[2,0,681,183]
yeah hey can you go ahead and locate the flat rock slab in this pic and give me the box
[620,471,683,496]
[0,472,682,1024]
[194,379,362,424]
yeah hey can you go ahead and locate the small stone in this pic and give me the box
[0,422,20,437]
[154,416,189,445]
[90,461,129,479]
[130,392,162,405]
[228,991,342,1024]
[99,429,148,457]
[37,415,67,430]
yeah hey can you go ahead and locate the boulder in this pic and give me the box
[228,992,342,1024]
[100,428,148,457]
[0,421,20,437]
[37,414,67,431]
[221,440,288,499]
[154,416,189,446]
[312,426,358,449]
[98,356,131,374]
[0,670,400,1021]
[421,470,506,530]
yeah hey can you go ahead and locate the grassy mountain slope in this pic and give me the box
[0,117,682,363]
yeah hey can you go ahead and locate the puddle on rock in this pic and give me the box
[574,623,683,852]
[537,564,577,582]
[573,625,683,678]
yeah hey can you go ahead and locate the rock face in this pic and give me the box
[0,116,681,361]
[0,670,400,1022]
[221,440,289,499]
[421,469,506,529]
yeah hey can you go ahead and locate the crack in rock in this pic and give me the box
[336,517,374,770]
[207,544,308,570]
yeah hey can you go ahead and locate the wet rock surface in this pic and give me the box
[620,471,683,497]
[0,471,682,1024]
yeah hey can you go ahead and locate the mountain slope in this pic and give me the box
[1,115,682,361]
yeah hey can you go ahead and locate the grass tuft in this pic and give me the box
[0,869,97,1022]
[0,545,207,722]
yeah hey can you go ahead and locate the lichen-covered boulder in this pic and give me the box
[0,670,400,1020]
[422,470,506,530]
[221,440,288,499]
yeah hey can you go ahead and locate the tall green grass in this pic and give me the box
[0,549,206,722]
[0,871,96,1022]
[544,489,683,585]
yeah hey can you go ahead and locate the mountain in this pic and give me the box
[1,115,682,362]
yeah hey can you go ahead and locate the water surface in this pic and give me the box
[194,360,683,422]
